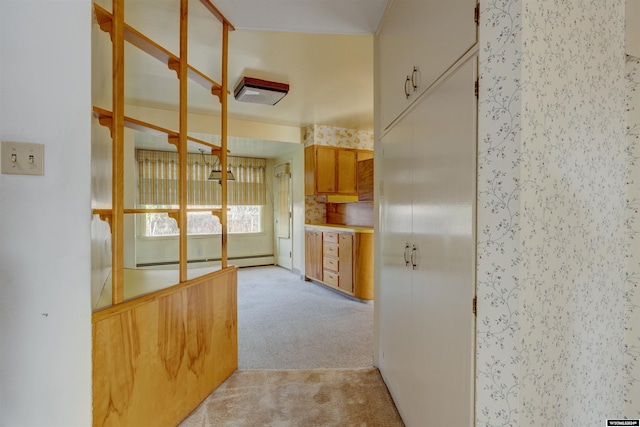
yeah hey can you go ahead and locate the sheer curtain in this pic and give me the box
[137,149,266,206]
[275,163,290,238]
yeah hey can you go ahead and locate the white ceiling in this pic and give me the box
[213,0,388,34]
[120,0,388,157]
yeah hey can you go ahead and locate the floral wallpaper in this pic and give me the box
[477,0,628,425]
[518,1,627,425]
[626,54,640,419]
[305,195,327,224]
[303,124,374,150]
[476,1,523,425]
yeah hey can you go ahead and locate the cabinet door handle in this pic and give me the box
[411,66,418,91]
[403,243,411,266]
[411,245,417,270]
[404,76,411,99]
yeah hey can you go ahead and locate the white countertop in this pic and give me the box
[305,223,374,233]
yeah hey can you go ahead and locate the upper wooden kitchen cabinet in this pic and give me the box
[305,145,373,196]
[378,0,478,130]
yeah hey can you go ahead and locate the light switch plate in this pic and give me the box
[1,141,44,176]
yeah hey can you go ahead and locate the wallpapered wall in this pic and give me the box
[626,54,640,419]
[476,1,523,425]
[303,124,374,224]
[477,0,629,425]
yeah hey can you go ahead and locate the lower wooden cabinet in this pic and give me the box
[305,229,323,282]
[304,226,373,300]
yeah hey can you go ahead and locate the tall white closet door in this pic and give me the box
[409,55,477,426]
[378,112,414,417]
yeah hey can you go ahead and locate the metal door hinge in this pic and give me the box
[472,296,477,316]
[474,4,480,25]
[474,79,479,98]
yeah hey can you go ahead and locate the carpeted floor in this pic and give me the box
[237,265,374,369]
[179,369,404,427]
[180,266,403,426]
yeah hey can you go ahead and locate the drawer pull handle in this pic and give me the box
[411,66,418,91]
[411,245,417,270]
[404,76,411,99]
[404,243,411,266]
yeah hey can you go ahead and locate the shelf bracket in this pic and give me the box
[167,212,180,228]
[167,58,181,79]
[211,209,222,221]
[167,136,181,151]
[98,212,113,233]
[94,4,114,41]
[95,115,114,138]
[211,87,223,103]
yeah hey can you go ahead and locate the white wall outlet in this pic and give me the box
[1,141,45,176]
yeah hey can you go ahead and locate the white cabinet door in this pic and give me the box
[378,0,478,131]
[411,0,477,104]
[408,55,477,427]
[378,109,415,418]
[378,0,415,129]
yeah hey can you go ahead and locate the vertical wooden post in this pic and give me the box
[111,0,125,304]
[221,21,229,269]
[178,0,189,282]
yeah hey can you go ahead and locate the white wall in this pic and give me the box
[0,1,92,425]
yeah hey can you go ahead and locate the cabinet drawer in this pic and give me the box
[323,232,338,243]
[324,270,339,287]
[324,242,339,257]
[323,257,339,272]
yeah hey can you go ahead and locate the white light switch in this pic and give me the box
[1,141,44,176]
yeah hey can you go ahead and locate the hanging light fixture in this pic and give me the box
[200,149,235,182]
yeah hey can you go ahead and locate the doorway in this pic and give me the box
[274,162,292,270]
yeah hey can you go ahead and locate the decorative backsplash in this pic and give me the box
[305,195,327,224]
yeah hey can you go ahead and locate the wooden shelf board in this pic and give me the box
[93,3,223,95]
[199,0,236,30]
[93,107,223,152]
[93,208,223,215]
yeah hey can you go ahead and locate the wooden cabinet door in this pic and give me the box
[337,149,357,194]
[305,229,323,281]
[315,146,337,193]
[338,233,354,293]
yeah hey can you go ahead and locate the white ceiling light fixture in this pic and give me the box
[234,77,289,105]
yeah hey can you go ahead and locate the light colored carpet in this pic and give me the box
[179,369,404,427]
[237,266,374,369]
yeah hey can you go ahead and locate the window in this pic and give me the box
[137,149,266,237]
[144,205,262,237]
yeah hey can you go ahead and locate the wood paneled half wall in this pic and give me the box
[92,267,238,427]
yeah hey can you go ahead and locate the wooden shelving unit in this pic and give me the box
[93,3,226,99]
[92,106,224,153]
[92,0,234,305]
[92,3,239,425]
